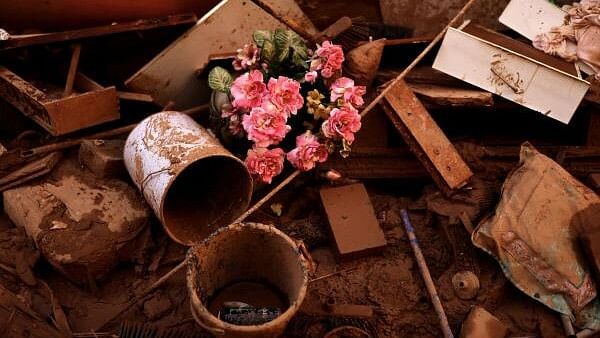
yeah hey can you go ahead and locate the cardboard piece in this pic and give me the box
[320,183,386,258]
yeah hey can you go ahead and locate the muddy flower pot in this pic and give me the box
[187,222,309,338]
[124,111,253,245]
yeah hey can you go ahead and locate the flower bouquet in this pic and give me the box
[207,29,366,184]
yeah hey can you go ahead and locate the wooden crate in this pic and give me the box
[0,67,119,135]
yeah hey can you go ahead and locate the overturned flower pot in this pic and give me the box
[124,111,253,245]
[187,222,309,338]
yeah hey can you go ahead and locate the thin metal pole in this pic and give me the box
[401,209,454,338]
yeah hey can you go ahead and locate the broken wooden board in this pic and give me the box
[125,0,287,109]
[409,83,494,108]
[382,79,473,193]
[0,143,6,157]
[322,147,428,180]
[79,139,126,179]
[433,23,589,124]
[0,152,62,192]
[0,68,120,135]
[499,0,595,75]
[320,183,387,259]
[0,14,198,50]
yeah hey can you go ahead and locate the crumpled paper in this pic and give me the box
[534,0,600,76]
[473,143,600,329]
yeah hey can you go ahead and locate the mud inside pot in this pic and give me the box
[162,156,252,245]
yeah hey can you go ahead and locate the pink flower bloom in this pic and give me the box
[242,104,291,147]
[330,77,367,107]
[311,41,344,78]
[267,76,304,116]
[233,43,260,71]
[321,67,333,79]
[322,106,362,144]
[230,70,267,110]
[287,132,329,171]
[245,147,285,184]
[304,71,318,83]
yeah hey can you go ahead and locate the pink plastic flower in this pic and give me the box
[233,43,260,71]
[242,103,291,147]
[221,103,245,136]
[311,41,344,78]
[287,132,329,171]
[330,77,367,107]
[245,147,285,184]
[267,76,304,116]
[230,70,267,110]
[322,105,362,144]
[304,70,318,83]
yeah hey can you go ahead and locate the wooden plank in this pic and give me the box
[0,14,197,50]
[383,80,473,192]
[409,83,494,107]
[116,91,155,103]
[126,0,286,109]
[320,183,387,259]
[63,44,81,97]
[0,152,61,192]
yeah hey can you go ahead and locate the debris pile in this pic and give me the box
[0,0,599,337]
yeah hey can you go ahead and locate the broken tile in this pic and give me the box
[79,139,126,179]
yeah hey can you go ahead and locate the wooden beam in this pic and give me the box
[0,14,197,50]
[383,79,473,194]
[409,83,494,107]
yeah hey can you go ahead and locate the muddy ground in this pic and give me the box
[0,156,566,337]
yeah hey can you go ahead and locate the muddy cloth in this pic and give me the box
[533,0,600,76]
[472,143,600,327]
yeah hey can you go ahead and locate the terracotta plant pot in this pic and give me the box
[124,111,253,245]
[187,222,309,338]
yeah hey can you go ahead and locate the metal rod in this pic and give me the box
[20,104,209,158]
[401,209,454,338]
[359,0,478,118]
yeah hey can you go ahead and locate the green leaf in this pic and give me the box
[208,67,233,92]
[253,30,272,47]
[261,39,276,63]
[274,29,303,63]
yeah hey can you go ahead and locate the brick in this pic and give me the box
[79,139,126,178]
[320,183,386,259]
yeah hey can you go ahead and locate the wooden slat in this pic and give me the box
[383,79,473,193]
[0,14,197,50]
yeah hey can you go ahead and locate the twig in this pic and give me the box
[309,267,358,283]
[359,0,479,118]
[64,44,81,97]
[401,209,454,338]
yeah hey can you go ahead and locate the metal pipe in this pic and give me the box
[401,209,454,338]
